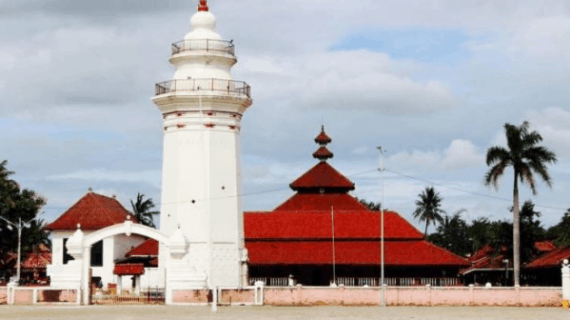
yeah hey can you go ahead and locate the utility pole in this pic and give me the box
[377,147,386,307]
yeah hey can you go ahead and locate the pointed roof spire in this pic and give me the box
[315,125,332,145]
[313,146,334,161]
[198,0,209,12]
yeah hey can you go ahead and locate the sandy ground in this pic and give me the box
[0,305,568,320]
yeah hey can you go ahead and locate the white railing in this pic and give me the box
[248,277,289,287]
[336,277,460,287]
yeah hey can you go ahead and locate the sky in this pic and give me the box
[1,0,569,232]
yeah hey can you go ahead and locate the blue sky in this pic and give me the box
[1,0,569,232]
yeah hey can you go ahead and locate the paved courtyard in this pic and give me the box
[1,305,568,320]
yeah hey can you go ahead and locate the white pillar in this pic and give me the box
[117,275,122,295]
[562,259,570,300]
[82,247,91,305]
[135,276,141,295]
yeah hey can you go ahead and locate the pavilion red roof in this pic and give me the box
[526,246,570,269]
[290,161,354,191]
[126,239,158,257]
[46,192,138,231]
[274,193,368,211]
[244,210,424,240]
[246,240,469,266]
[114,263,145,276]
[21,252,51,270]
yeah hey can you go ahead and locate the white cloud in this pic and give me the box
[442,139,484,170]
[46,169,161,187]
[387,139,484,172]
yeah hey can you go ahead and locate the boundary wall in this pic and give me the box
[169,284,562,307]
[1,285,80,305]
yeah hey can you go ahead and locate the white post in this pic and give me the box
[211,286,218,312]
[562,259,570,300]
[377,147,386,307]
[82,246,91,305]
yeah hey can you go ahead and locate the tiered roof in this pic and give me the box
[526,246,570,269]
[244,127,469,268]
[46,191,138,231]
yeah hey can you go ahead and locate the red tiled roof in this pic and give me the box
[114,263,145,276]
[526,246,570,269]
[315,130,332,145]
[312,146,334,160]
[535,240,556,253]
[126,239,158,257]
[21,252,51,270]
[244,210,424,240]
[290,161,354,191]
[274,193,368,211]
[246,240,469,266]
[46,192,138,231]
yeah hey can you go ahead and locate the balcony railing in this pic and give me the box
[155,78,251,98]
[171,39,235,56]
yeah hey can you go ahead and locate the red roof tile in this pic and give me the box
[246,240,469,266]
[244,210,424,240]
[126,239,158,257]
[535,240,556,253]
[46,192,138,231]
[290,162,355,191]
[274,193,368,211]
[114,263,145,276]
[312,146,334,161]
[315,129,332,145]
[526,246,570,269]
[21,252,51,270]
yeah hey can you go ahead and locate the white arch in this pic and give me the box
[83,221,170,247]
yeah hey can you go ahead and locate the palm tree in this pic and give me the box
[130,193,160,228]
[413,186,445,235]
[484,121,557,286]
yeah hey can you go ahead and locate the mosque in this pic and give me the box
[44,0,469,298]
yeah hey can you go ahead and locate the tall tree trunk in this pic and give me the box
[424,221,428,236]
[513,172,520,287]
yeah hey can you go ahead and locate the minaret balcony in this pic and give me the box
[155,78,251,98]
[171,39,235,57]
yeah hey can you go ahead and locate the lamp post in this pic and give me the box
[377,146,386,307]
[503,259,509,286]
[0,215,39,285]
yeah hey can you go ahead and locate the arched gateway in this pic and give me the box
[48,217,207,305]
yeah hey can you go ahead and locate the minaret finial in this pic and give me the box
[198,0,209,12]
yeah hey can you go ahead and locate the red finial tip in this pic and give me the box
[198,0,209,12]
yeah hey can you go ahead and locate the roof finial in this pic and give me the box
[198,0,209,12]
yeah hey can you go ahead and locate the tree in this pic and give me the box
[428,209,470,256]
[546,208,570,247]
[413,186,445,235]
[357,198,381,212]
[484,121,557,286]
[130,193,159,228]
[0,160,47,277]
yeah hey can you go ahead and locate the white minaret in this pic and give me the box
[153,0,252,288]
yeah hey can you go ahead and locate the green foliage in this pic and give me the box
[413,186,445,235]
[428,209,471,256]
[546,208,570,246]
[0,160,48,276]
[130,193,159,228]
